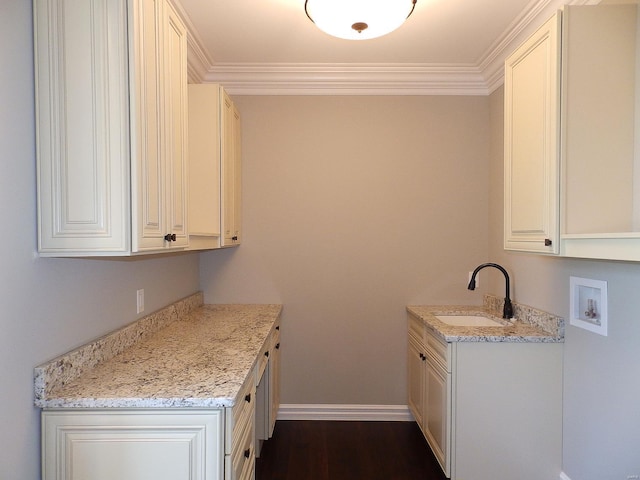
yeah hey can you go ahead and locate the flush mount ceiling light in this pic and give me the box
[304,0,417,41]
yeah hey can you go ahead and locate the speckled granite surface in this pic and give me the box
[35,298,282,409]
[408,295,564,343]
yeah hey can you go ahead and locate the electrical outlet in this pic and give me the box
[468,271,479,288]
[136,289,145,314]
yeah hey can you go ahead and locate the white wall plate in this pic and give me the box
[569,276,608,336]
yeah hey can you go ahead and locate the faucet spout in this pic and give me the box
[468,262,513,319]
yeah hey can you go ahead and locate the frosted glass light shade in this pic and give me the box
[304,0,417,40]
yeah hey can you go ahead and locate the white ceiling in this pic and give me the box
[173,0,596,94]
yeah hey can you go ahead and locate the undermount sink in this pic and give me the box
[435,315,505,327]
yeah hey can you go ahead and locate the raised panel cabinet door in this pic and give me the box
[504,12,561,254]
[42,410,224,480]
[407,335,425,428]
[164,1,189,247]
[131,0,188,252]
[131,0,165,251]
[220,91,236,247]
[268,334,280,437]
[232,104,242,244]
[424,355,451,477]
[34,0,131,255]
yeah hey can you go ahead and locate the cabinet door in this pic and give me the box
[132,0,187,252]
[232,104,243,244]
[221,91,241,247]
[132,0,165,251]
[268,335,281,437]
[504,13,561,254]
[164,1,189,247]
[42,410,224,480]
[424,354,451,477]
[407,335,425,428]
[34,0,131,255]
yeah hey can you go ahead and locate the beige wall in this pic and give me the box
[0,3,200,479]
[200,95,491,405]
[489,86,640,480]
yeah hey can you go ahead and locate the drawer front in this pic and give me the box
[257,340,269,381]
[256,322,280,383]
[408,313,425,344]
[225,373,256,455]
[227,413,254,480]
[425,327,450,372]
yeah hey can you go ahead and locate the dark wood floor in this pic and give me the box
[255,420,448,480]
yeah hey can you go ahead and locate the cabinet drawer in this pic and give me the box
[225,373,255,455]
[408,313,425,343]
[425,327,450,372]
[226,412,254,480]
[272,322,281,349]
[256,322,280,384]
[257,340,270,381]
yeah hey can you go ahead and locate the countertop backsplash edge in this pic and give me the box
[34,291,204,402]
[483,294,564,337]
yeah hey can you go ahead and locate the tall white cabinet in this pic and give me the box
[34,0,188,256]
[504,13,561,254]
[504,4,640,260]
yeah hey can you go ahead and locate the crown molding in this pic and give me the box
[201,63,489,96]
[179,0,602,95]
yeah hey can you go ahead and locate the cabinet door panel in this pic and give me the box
[164,1,189,246]
[268,334,281,437]
[407,335,425,428]
[35,0,130,254]
[504,13,561,254]
[132,0,165,251]
[232,104,242,243]
[42,410,223,480]
[424,356,450,477]
[221,92,235,246]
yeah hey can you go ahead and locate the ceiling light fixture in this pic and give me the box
[304,0,417,41]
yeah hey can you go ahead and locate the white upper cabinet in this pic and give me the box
[187,84,222,250]
[221,91,242,248]
[505,4,640,261]
[35,0,188,256]
[560,4,640,261]
[504,13,561,254]
[187,84,242,251]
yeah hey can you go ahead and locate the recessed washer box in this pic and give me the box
[570,276,608,336]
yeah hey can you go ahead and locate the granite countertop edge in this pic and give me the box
[35,295,283,410]
[407,295,564,343]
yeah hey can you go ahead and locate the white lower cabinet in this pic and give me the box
[408,314,451,475]
[407,313,562,480]
[41,410,224,480]
[42,376,257,480]
[41,320,282,480]
[255,321,281,456]
[224,372,256,480]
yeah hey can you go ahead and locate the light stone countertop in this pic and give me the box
[408,295,564,343]
[35,301,282,409]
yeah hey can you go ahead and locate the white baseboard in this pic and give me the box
[559,472,572,480]
[276,404,415,422]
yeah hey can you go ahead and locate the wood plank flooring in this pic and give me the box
[255,420,448,480]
